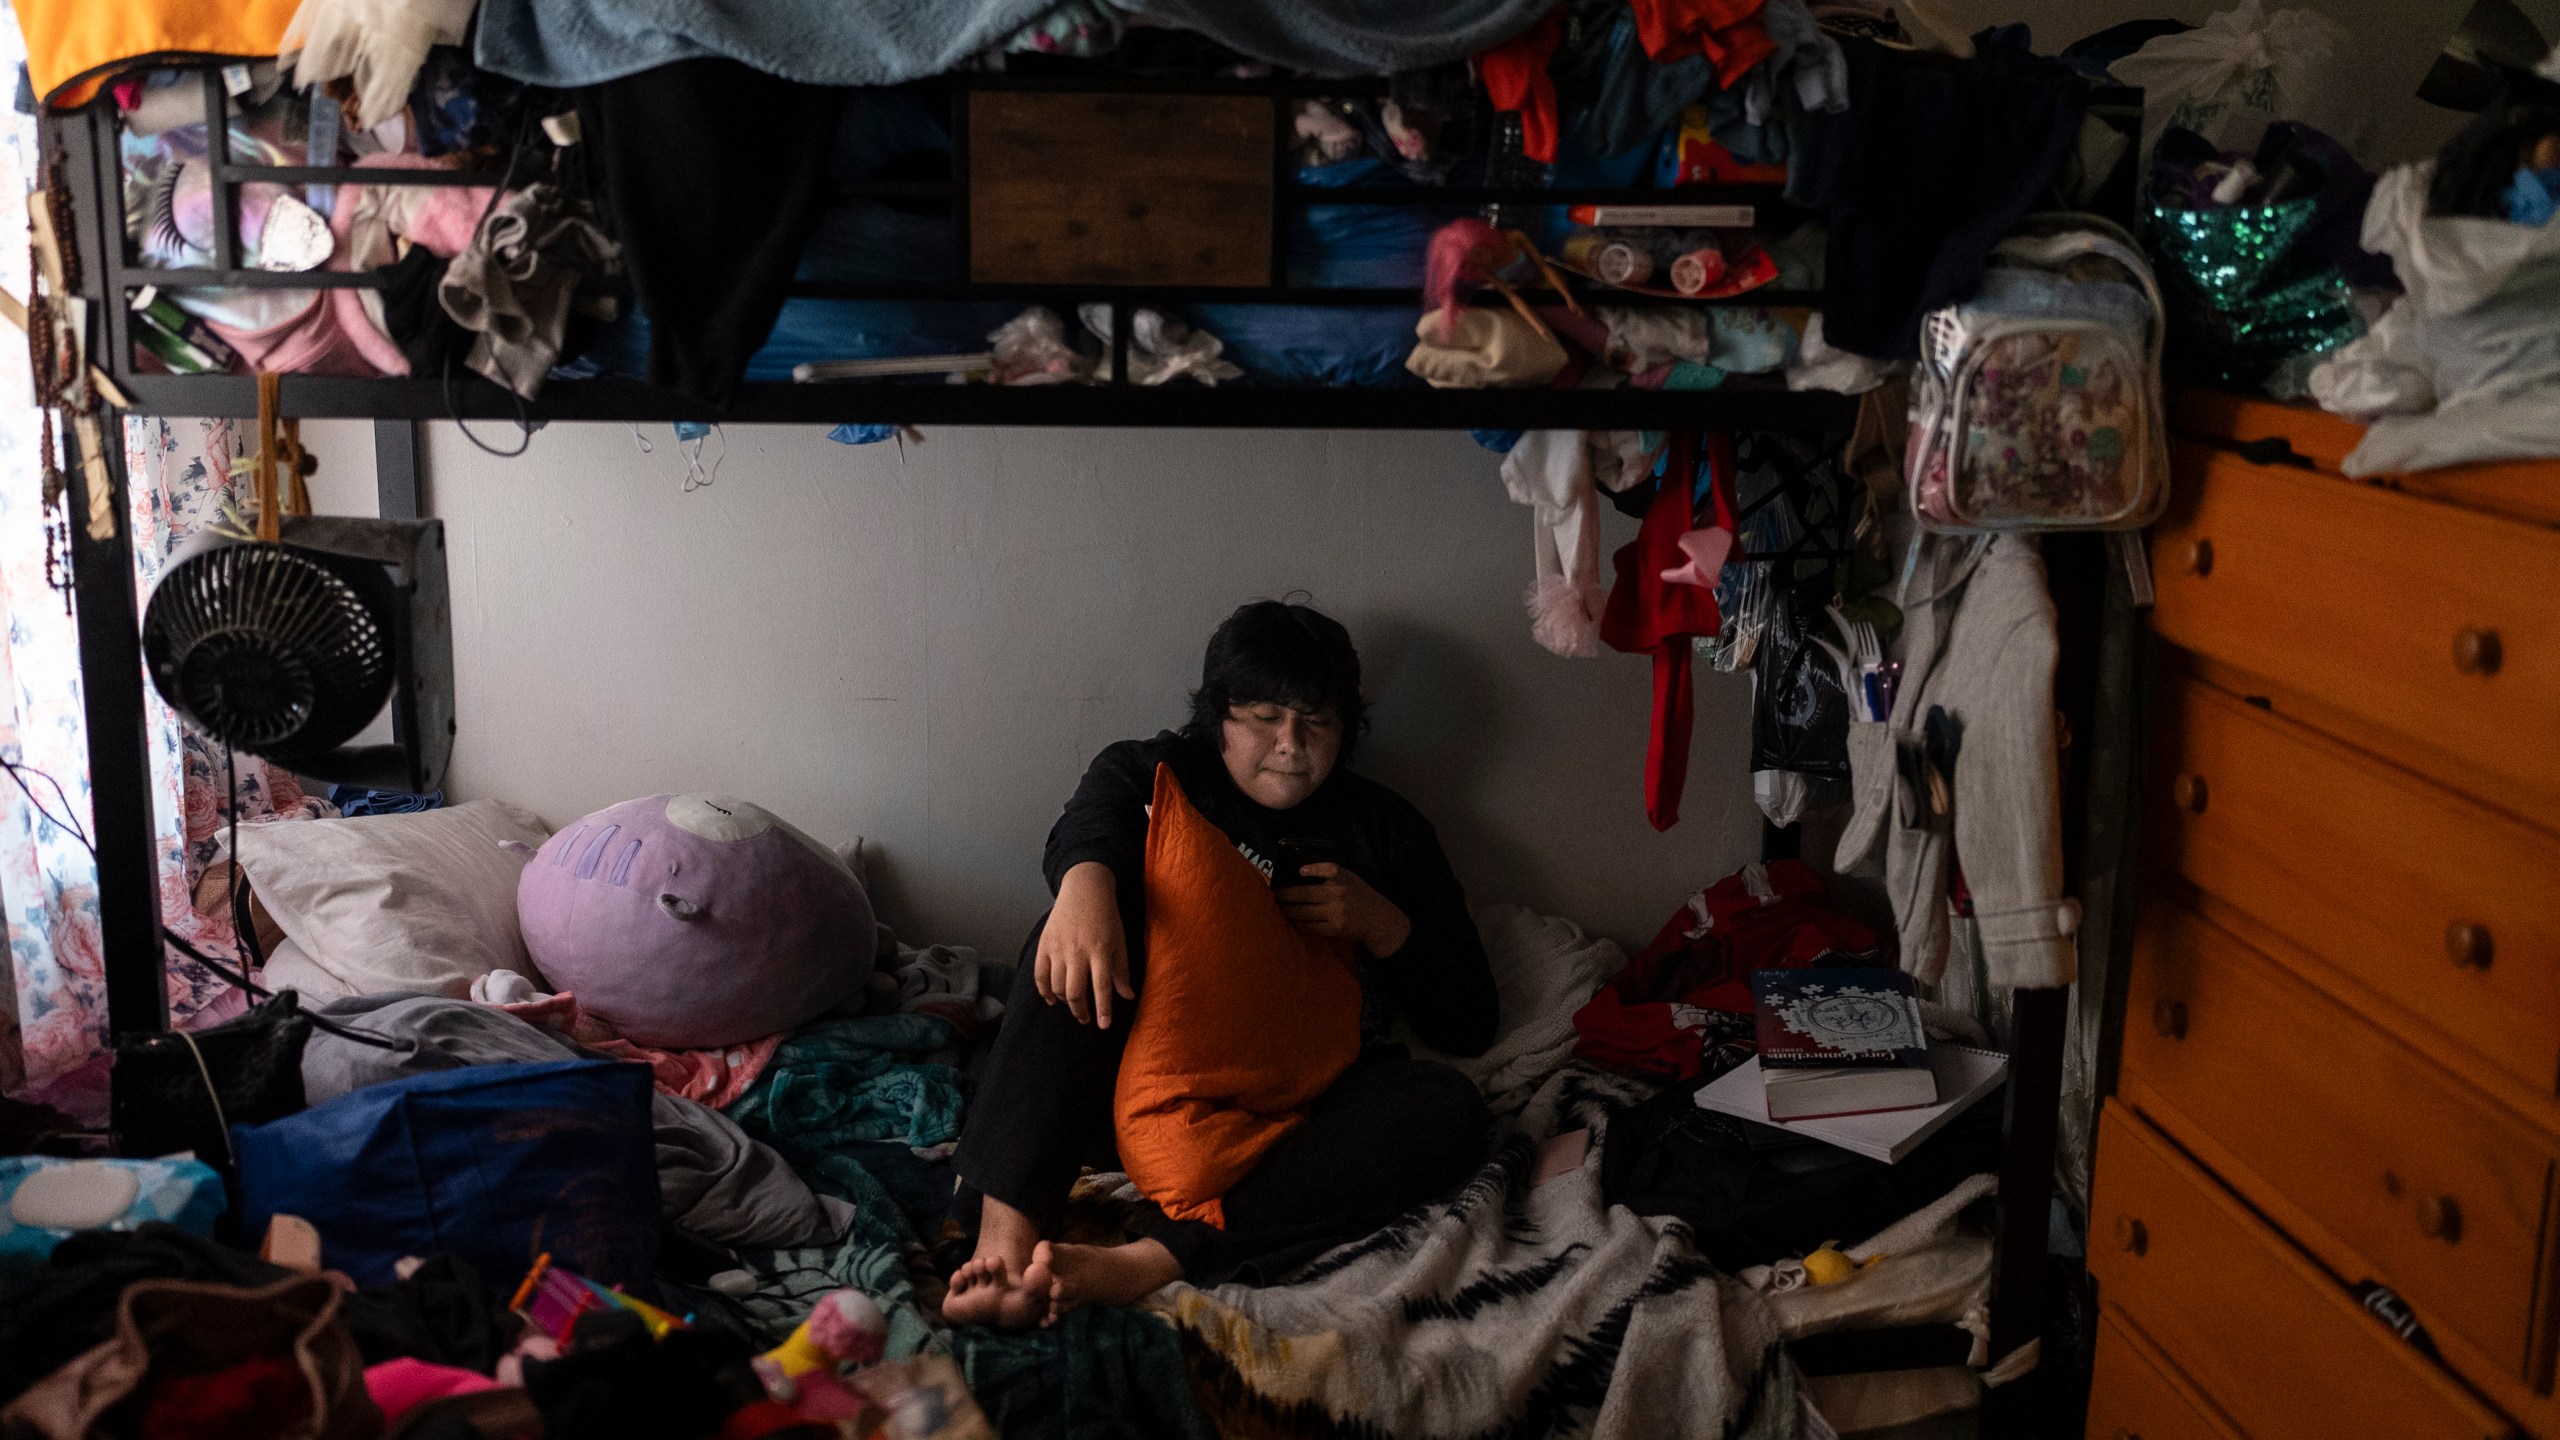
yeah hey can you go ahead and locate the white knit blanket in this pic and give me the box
[1145,1064,1797,1440]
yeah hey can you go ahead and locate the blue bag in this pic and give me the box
[234,1059,661,1291]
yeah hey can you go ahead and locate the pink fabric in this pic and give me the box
[205,291,406,378]
[481,984,782,1108]
[1659,527,1734,588]
[345,152,495,259]
[586,1032,783,1109]
[363,1360,497,1423]
[192,157,432,379]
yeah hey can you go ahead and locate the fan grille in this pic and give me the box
[142,542,394,756]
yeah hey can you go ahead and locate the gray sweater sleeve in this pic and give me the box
[1840,535,2077,989]
[1943,538,2077,989]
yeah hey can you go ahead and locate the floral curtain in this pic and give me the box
[0,0,102,1114]
[125,418,338,1018]
[0,1,333,1117]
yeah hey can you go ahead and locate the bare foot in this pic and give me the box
[939,1195,1058,1330]
[1034,1237,1184,1324]
[939,1252,1059,1329]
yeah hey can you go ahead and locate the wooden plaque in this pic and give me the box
[967,91,1273,287]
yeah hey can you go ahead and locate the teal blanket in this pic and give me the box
[726,1013,967,1151]
[695,1021,1213,1440]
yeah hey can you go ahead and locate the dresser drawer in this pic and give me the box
[2152,675,2560,1091]
[2091,1101,2512,1439]
[2122,902,2560,1387]
[2088,1306,2241,1440]
[2151,441,2560,818]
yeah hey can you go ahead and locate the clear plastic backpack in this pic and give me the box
[1905,215,2168,533]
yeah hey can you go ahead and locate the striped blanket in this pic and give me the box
[1144,1063,1799,1440]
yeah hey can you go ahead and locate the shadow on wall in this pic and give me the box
[1352,615,1551,916]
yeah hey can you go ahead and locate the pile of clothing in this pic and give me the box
[32,0,2119,410]
[1572,859,1885,1083]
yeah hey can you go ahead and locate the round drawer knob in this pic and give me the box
[2114,1216,2149,1256]
[2446,922,2495,971]
[2453,627,2502,676]
[2172,773,2209,814]
[2152,999,2189,1040]
[2416,1194,2464,1243]
[2184,538,2214,576]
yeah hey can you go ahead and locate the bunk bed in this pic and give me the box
[36,59,2150,1440]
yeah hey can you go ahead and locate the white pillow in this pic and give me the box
[232,799,552,1000]
[256,937,356,1002]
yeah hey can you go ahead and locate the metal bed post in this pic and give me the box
[63,419,169,1042]
[46,99,169,1043]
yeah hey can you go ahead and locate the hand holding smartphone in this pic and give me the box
[1272,837,1339,890]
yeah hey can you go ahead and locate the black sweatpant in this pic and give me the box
[953,918,1491,1287]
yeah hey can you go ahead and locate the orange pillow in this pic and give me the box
[1112,764,1363,1227]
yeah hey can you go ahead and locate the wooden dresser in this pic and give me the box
[2087,392,2560,1439]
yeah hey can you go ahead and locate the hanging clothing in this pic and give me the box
[1477,7,1565,165]
[1834,535,2075,989]
[16,0,300,106]
[437,183,619,401]
[574,60,844,407]
[1501,431,1605,658]
[1599,434,1726,831]
[1629,0,1776,85]
[1746,0,1850,127]
[1787,32,2088,359]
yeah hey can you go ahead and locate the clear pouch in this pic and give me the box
[1921,320,2154,528]
[1906,218,2168,534]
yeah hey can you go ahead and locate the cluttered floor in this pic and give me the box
[1,787,2013,1440]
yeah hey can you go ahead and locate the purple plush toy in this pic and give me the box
[517,795,874,1049]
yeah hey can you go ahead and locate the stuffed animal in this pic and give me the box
[517,795,873,1048]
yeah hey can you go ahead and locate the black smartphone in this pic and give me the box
[1272,837,1339,890]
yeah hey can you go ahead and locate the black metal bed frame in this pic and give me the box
[40,66,2147,1439]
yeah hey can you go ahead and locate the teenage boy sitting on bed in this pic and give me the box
[942,599,1499,1329]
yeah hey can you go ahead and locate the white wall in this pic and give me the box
[298,421,1761,957]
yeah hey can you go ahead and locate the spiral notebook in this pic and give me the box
[1693,1044,2009,1164]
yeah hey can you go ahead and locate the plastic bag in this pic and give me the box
[2310,159,2560,474]
[235,1058,661,1291]
[2110,1,2361,161]
[1749,580,1852,781]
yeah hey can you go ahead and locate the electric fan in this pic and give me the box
[142,516,454,795]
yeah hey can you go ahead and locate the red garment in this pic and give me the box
[363,1359,497,1425]
[1571,860,1886,1081]
[1478,7,1565,164]
[1630,0,1779,85]
[1599,433,1728,830]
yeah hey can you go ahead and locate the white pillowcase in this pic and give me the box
[233,798,553,1000]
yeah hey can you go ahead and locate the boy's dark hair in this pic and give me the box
[1184,599,1370,761]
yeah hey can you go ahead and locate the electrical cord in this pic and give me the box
[2,749,399,1049]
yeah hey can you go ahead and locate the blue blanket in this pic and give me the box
[477,0,1556,88]
[476,0,1053,88]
